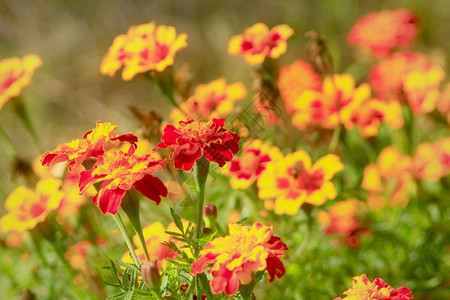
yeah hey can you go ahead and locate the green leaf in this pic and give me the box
[170,207,184,234]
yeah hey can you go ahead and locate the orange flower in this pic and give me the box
[0,54,42,110]
[335,274,413,300]
[411,138,450,181]
[258,151,343,216]
[224,139,282,189]
[228,23,293,65]
[436,82,450,125]
[317,199,368,247]
[344,98,403,137]
[278,59,322,113]
[170,79,247,123]
[41,121,137,171]
[369,51,433,101]
[348,9,418,57]
[101,22,187,80]
[403,65,445,115]
[79,147,167,215]
[0,178,63,233]
[362,147,412,209]
[158,118,240,171]
[191,222,287,295]
[292,74,371,130]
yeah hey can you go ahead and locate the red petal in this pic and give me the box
[96,187,126,214]
[265,256,285,282]
[133,175,168,205]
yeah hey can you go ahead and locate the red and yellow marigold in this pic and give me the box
[0,54,42,110]
[0,178,63,233]
[191,222,287,295]
[101,22,187,80]
[79,147,167,214]
[292,74,371,130]
[278,59,322,113]
[335,274,413,300]
[41,121,137,171]
[258,151,343,216]
[436,82,450,125]
[224,139,282,189]
[158,118,240,171]
[348,9,418,57]
[228,23,293,65]
[170,79,247,123]
[411,138,450,181]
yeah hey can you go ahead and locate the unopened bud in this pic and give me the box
[203,204,217,228]
[203,228,213,235]
[141,261,160,289]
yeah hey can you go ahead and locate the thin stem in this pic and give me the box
[194,156,210,239]
[329,124,341,152]
[0,125,17,157]
[11,96,43,152]
[136,228,150,262]
[112,213,141,267]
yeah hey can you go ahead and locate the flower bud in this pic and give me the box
[141,261,160,289]
[203,227,213,235]
[203,204,217,228]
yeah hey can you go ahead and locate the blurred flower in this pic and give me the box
[79,147,167,215]
[369,51,434,102]
[403,65,445,115]
[317,199,368,247]
[344,98,403,137]
[191,222,287,295]
[348,9,418,57]
[228,23,293,65]
[158,118,240,171]
[101,22,187,80]
[0,54,42,110]
[170,79,247,123]
[258,151,343,216]
[292,74,371,130]
[436,82,450,125]
[224,139,282,189]
[65,240,91,271]
[278,59,322,113]
[41,121,137,171]
[335,274,413,299]
[412,138,450,181]
[0,178,63,233]
[362,147,412,209]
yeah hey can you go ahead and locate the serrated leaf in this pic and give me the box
[170,207,184,234]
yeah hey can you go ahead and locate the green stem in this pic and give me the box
[11,96,43,152]
[329,124,341,152]
[0,125,17,157]
[112,213,141,267]
[194,156,210,239]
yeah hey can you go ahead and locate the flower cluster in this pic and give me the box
[170,78,247,123]
[158,118,240,171]
[101,22,187,80]
[191,222,287,295]
[228,23,293,65]
[335,274,413,299]
[0,54,42,110]
[258,151,343,215]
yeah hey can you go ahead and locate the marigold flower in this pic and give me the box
[224,139,282,189]
[436,82,450,125]
[0,178,63,233]
[0,54,42,110]
[170,79,247,123]
[228,23,293,65]
[79,147,167,214]
[317,199,368,247]
[292,74,371,130]
[335,274,413,299]
[369,51,434,101]
[348,9,418,57]
[345,98,403,137]
[191,222,287,295]
[42,121,137,171]
[411,138,450,181]
[403,65,445,115]
[158,118,240,171]
[258,151,343,216]
[101,22,187,80]
[278,59,322,113]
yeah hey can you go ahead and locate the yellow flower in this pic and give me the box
[101,22,187,80]
[0,54,42,110]
[258,151,343,215]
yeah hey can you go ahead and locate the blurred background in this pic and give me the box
[0,0,449,196]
